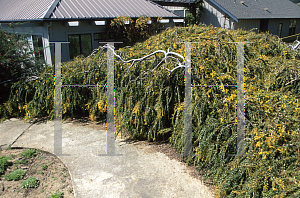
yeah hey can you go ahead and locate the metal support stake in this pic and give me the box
[51,42,70,156]
[98,42,123,156]
[229,42,254,157]
[183,42,194,157]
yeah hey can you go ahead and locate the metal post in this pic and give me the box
[228,42,253,157]
[99,42,123,156]
[51,42,70,156]
[184,42,194,157]
[236,43,246,156]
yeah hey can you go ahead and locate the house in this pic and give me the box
[0,0,183,65]
[201,0,300,41]
[153,0,300,41]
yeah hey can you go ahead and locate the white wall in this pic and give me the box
[201,1,234,30]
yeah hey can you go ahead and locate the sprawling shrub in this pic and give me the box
[1,25,300,197]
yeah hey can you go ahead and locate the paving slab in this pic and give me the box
[6,120,215,198]
[0,118,33,149]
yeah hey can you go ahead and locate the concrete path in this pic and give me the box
[1,118,215,198]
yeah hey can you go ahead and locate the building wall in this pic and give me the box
[48,20,176,64]
[201,1,234,30]
[48,20,107,64]
[233,19,260,32]
[2,19,176,65]
[234,18,300,40]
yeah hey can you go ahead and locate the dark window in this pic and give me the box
[260,19,269,32]
[68,34,92,59]
[278,23,283,38]
[289,19,296,36]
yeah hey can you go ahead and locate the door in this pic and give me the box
[260,19,269,32]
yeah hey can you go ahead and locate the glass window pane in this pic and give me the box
[80,34,92,57]
[68,35,80,59]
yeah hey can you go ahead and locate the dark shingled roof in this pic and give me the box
[208,0,300,20]
[0,0,180,22]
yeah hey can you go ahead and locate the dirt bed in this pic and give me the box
[0,148,74,198]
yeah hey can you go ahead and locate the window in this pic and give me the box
[289,19,296,36]
[278,23,283,38]
[68,34,92,59]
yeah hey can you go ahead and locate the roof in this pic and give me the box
[207,0,300,20]
[50,0,179,19]
[0,0,180,22]
[0,0,54,21]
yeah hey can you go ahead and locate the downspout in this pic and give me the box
[44,21,52,66]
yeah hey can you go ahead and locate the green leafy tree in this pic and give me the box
[0,22,45,104]
[186,0,204,26]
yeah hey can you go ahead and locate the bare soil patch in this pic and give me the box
[0,147,74,198]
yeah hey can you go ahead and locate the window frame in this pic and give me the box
[68,33,92,60]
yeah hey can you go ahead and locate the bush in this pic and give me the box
[20,148,36,159]
[48,191,64,198]
[1,25,300,197]
[0,156,12,174]
[5,169,27,181]
[21,177,39,188]
[0,23,45,109]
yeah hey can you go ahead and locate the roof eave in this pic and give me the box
[206,0,238,22]
[0,19,45,23]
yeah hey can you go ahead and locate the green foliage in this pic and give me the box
[41,164,48,170]
[186,0,204,25]
[21,177,39,188]
[1,25,300,197]
[5,169,27,181]
[20,148,36,159]
[0,156,12,174]
[0,23,45,104]
[109,15,164,46]
[15,159,29,164]
[48,191,64,198]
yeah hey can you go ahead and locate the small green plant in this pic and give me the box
[48,191,63,198]
[5,169,26,181]
[0,156,12,174]
[15,159,29,164]
[38,171,43,174]
[21,177,39,188]
[41,164,48,170]
[20,149,36,159]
